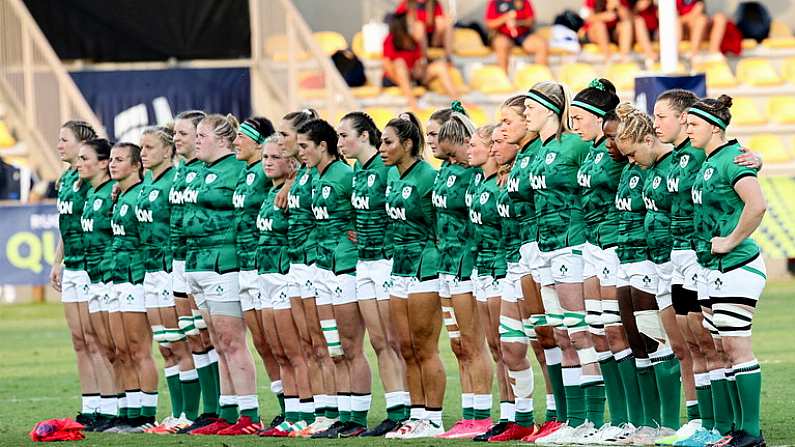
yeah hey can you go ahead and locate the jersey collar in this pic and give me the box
[674,138,690,151]
[119,180,143,198]
[483,171,498,182]
[706,139,739,161]
[520,136,539,153]
[94,178,113,192]
[362,152,379,169]
[542,134,556,146]
[247,159,261,170]
[207,152,235,167]
[186,157,202,166]
[400,159,421,179]
[319,158,340,177]
[654,148,673,167]
[153,165,174,183]
[592,135,607,148]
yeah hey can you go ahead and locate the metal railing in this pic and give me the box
[0,0,104,180]
[249,0,357,120]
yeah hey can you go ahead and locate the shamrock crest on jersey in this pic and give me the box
[93,198,103,211]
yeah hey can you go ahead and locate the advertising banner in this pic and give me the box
[0,203,58,285]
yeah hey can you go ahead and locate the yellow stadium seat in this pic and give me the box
[427,47,446,60]
[767,96,795,124]
[514,64,554,90]
[762,37,795,49]
[382,85,427,97]
[582,43,618,55]
[693,60,737,88]
[428,66,469,94]
[736,58,783,86]
[746,134,792,164]
[559,63,598,92]
[469,65,514,94]
[453,28,491,58]
[605,62,641,91]
[770,19,793,38]
[730,98,766,126]
[350,84,382,99]
[351,32,382,60]
[265,34,309,62]
[741,39,758,50]
[0,121,15,148]
[650,62,686,74]
[364,107,397,129]
[782,57,795,84]
[465,105,489,127]
[313,31,348,56]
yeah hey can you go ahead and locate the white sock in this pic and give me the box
[142,391,158,409]
[409,406,425,420]
[299,399,314,415]
[425,408,443,426]
[164,365,180,379]
[127,390,142,410]
[338,393,351,414]
[100,396,118,416]
[285,397,300,414]
[192,352,210,369]
[546,393,556,411]
[351,394,372,412]
[219,394,237,408]
[544,347,563,365]
[507,367,534,398]
[385,391,403,411]
[270,380,284,395]
[400,391,411,407]
[562,366,583,387]
[208,348,219,364]
[614,348,633,362]
[179,369,199,382]
[237,394,259,412]
[82,394,100,414]
[500,401,516,422]
[462,393,474,413]
[326,393,338,410]
[473,394,492,415]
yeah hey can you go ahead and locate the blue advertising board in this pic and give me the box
[0,203,58,285]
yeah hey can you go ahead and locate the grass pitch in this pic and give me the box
[1,280,793,446]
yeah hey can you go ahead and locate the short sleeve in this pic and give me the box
[726,156,758,187]
[382,34,396,60]
[395,1,408,14]
[523,1,535,20]
[433,1,444,16]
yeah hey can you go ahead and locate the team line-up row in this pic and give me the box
[50,78,766,447]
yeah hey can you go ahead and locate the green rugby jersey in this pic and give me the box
[256,183,291,275]
[234,160,268,271]
[287,165,318,265]
[81,180,115,283]
[111,181,145,284]
[433,162,477,277]
[497,184,522,264]
[642,151,674,264]
[352,153,392,261]
[529,133,589,252]
[183,153,246,273]
[506,138,541,244]
[169,158,204,261]
[136,167,174,273]
[385,160,439,279]
[57,168,91,270]
[577,136,626,248]
[615,163,648,264]
[665,139,706,250]
[311,159,357,274]
[469,172,507,278]
[691,140,760,272]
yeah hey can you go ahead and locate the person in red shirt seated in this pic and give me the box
[382,12,459,109]
[396,0,452,60]
[485,0,549,73]
[579,0,634,62]
[632,0,659,65]
[676,0,727,60]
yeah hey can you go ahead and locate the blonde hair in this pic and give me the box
[438,112,476,146]
[501,94,530,119]
[141,124,175,153]
[529,81,571,139]
[200,114,239,146]
[615,102,655,144]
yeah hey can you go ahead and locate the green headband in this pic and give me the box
[688,107,728,130]
[527,90,562,116]
[240,122,265,144]
[571,100,607,118]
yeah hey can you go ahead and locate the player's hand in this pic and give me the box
[734,147,763,169]
[347,230,358,244]
[710,236,735,254]
[49,264,63,292]
[111,183,121,202]
[275,176,295,208]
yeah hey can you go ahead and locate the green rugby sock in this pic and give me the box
[652,352,681,430]
[164,367,183,418]
[695,372,714,430]
[545,352,567,422]
[583,380,606,428]
[710,370,733,435]
[636,361,661,427]
[735,361,762,437]
[599,355,628,425]
[726,370,742,430]
[616,352,644,426]
[563,366,585,427]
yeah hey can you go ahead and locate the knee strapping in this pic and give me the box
[563,311,588,333]
[320,319,344,357]
[499,316,528,344]
[712,302,754,338]
[178,315,199,336]
[584,299,604,335]
[701,312,720,338]
[540,287,564,328]
[507,367,534,398]
[164,328,186,342]
[192,310,207,330]
[601,300,621,326]
[442,306,460,338]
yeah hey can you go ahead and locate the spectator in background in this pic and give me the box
[579,0,634,63]
[677,0,727,61]
[632,0,660,66]
[0,155,34,201]
[485,0,549,73]
[396,0,453,60]
[382,12,460,109]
